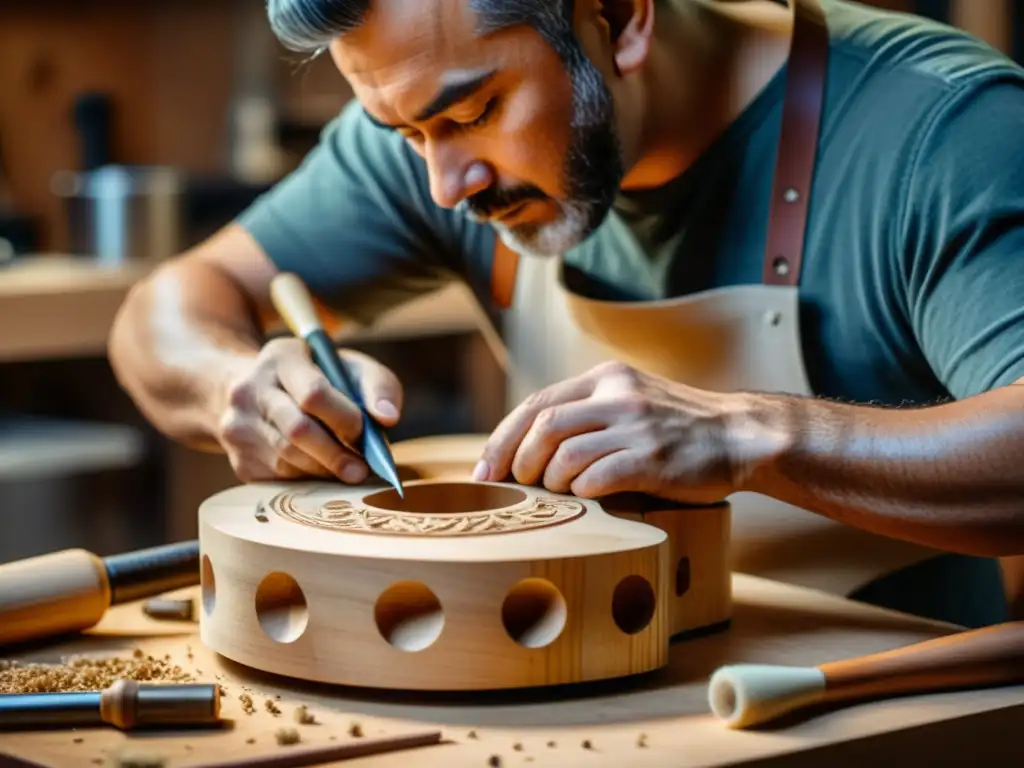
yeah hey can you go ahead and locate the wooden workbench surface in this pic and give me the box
[0,256,483,363]
[4,575,1023,767]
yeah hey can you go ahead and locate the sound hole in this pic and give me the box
[201,555,216,616]
[676,556,691,597]
[612,575,656,635]
[374,581,445,652]
[501,578,567,648]
[363,482,528,515]
[255,572,309,643]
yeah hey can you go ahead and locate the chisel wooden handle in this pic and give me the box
[708,620,1024,728]
[0,548,109,646]
[0,542,199,647]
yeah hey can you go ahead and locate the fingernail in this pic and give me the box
[375,399,399,421]
[342,463,367,484]
[472,460,489,481]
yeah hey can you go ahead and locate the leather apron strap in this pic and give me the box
[762,0,829,286]
[490,0,830,307]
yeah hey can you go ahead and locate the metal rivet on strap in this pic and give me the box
[764,310,782,327]
[783,188,800,203]
[772,256,790,276]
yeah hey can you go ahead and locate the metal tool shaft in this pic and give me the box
[104,540,200,605]
[0,681,220,731]
[0,691,104,728]
[306,329,403,495]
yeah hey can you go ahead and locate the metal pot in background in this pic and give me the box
[51,164,184,264]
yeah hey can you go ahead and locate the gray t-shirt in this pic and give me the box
[238,0,1024,406]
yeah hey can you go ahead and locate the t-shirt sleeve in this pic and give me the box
[236,99,497,325]
[900,73,1024,399]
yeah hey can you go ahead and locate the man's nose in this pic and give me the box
[427,142,493,209]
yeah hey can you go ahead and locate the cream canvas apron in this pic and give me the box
[497,0,945,598]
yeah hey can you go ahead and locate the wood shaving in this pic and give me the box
[0,652,194,694]
[239,693,256,715]
[293,705,316,724]
[110,751,166,768]
[275,727,300,745]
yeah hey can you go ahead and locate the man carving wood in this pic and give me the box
[108,0,1024,627]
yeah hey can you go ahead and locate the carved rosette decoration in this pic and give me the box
[267,490,586,537]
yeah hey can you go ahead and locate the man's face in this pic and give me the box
[329,0,626,257]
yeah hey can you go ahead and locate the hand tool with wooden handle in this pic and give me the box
[0,541,199,647]
[0,679,220,731]
[708,620,1024,728]
[270,271,404,497]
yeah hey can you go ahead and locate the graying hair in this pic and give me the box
[266,0,577,61]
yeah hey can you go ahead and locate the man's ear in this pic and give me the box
[601,0,656,74]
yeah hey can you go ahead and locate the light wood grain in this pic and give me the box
[0,256,155,362]
[0,548,111,647]
[3,575,1024,767]
[0,257,484,363]
[708,620,1024,729]
[198,478,732,690]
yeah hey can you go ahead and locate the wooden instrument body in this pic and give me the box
[198,477,731,691]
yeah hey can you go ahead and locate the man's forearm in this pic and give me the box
[733,380,1024,557]
[108,258,264,451]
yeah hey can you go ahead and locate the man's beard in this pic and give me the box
[459,44,625,258]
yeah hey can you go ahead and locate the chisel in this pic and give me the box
[269,272,403,497]
[0,541,199,648]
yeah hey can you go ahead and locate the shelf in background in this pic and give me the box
[0,415,145,483]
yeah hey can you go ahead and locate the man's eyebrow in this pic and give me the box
[413,68,497,122]
[360,68,497,131]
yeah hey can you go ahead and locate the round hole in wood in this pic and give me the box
[501,578,567,648]
[675,557,691,597]
[254,572,309,644]
[612,574,656,635]
[374,581,445,652]
[201,555,216,616]
[363,482,528,515]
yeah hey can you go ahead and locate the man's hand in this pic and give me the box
[215,338,403,483]
[473,361,747,503]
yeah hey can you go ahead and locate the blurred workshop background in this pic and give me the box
[0,0,1019,565]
